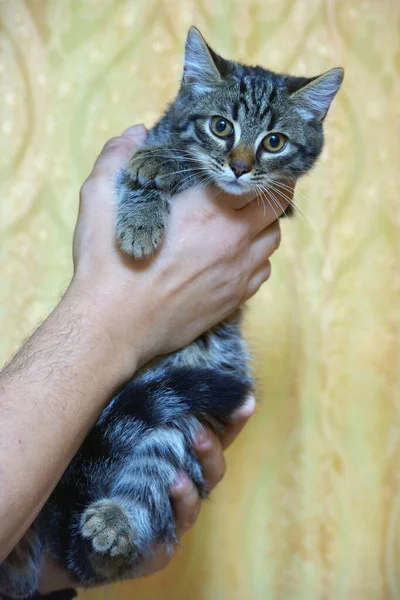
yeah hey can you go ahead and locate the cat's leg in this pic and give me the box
[0,526,43,598]
[116,147,184,258]
[78,426,191,580]
[74,365,251,583]
[79,496,154,579]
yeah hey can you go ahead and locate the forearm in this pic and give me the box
[0,283,135,560]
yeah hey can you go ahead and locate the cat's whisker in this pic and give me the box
[254,184,280,220]
[128,147,223,171]
[270,180,319,212]
[257,182,302,226]
[265,187,290,220]
[139,169,200,193]
[253,188,264,215]
[171,170,214,196]
[260,186,285,220]
[187,175,214,203]
[128,147,211,163]
[257,188,268,217]
[181,169,216,190]
[259,181,301,220]
[266,181,321,239]
[266,187,294,223]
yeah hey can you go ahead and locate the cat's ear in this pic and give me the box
[289,67,344,122]
[182,27,231,94]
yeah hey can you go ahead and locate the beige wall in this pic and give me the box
[1,0,399,598]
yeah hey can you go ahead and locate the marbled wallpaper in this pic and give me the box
[1,0,399,598]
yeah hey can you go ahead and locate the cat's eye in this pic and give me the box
[210,116,234,138]
[262,133,287,153]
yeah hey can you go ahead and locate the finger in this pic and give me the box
[193,428,226,492]
[91,124,148,177]
[121,124,147,142]
[248,221,281,272]
[244,260,272,301]
[240,182,295,237]
[133,544,171,577]
[220,394,256,450]
[77,126,148,228]
[170,473,201,537]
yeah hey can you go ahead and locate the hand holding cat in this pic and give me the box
[34,124,289,586]
[2,124,291,592]
[72,124,293,380]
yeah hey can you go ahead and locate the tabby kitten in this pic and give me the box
[0,27,343,597]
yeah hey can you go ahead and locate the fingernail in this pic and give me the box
[231,394,256,421]
[195,429,210,449]
[172,473,187,491]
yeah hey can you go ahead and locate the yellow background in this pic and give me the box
[1,0,399,598]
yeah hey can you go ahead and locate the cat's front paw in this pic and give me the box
[117,219,164,259]
[81,500,135,558]
[116,180,169,258]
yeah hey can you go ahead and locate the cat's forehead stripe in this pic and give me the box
[235,77,277,125]
[239,80,250,112]
[231,102,239,121]
[269,88,277,103]
[258,105,269,121]
[267,112,277,131]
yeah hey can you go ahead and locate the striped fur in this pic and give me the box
[1,28,343,597]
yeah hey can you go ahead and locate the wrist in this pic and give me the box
[64,276,142,388]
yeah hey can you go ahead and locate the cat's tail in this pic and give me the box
[103,364,253,432]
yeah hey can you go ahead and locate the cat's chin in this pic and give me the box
[217,179,252,196]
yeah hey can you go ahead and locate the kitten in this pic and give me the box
[0,27,343,597]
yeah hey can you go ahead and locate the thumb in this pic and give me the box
[92,124,148,177]
[121,124,148,144]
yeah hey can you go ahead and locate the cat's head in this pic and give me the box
[175,27,344,196]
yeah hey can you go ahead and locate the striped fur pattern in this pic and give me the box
[0,28,343,597]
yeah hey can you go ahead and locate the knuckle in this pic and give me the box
[103,136,123,151]
[79,173,106,200]
[195,431,213,454]
[234,285,247,306]
[241,218,254,239]
[103,135,135,156]
[79,177,96,200]
[274,226,282,249]
[221,239,239,262]
[256,263,271,289]
[222,272,246,307]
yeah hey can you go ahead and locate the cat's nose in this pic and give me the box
[229,160,251,178]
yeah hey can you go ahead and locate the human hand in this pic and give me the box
[70,125,294,383]
[37,396,255,592]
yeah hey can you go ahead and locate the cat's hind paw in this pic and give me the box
[81,499,135,558]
